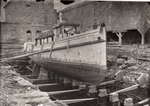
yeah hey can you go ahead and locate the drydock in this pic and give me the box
[1,0,150,106]
[1,24,150,106]
[1,54,149,106]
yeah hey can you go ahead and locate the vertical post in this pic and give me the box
[35,39,38,46]
[49,41,55,58]
[99,23,107,70]
[98,89,108,106]
[31,63,36,76]
[141,34,145,45]
[40,39,42,45]
[88,85,97,97]
[32,64,41,78]
[110,93,120,106]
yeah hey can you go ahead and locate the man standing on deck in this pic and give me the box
[23,30,34,52]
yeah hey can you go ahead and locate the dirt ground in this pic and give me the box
[0,45,150,106]
[0,65,57,106]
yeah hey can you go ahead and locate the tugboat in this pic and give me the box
[25,21,107,84]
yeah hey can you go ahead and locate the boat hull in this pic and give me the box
[32,57,107,84]
[30,26,107,84]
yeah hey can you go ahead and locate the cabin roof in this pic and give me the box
[35,30,54,39]
[36,34,53,40]
[53,21,80,29]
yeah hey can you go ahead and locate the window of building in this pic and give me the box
[36,0,45,2]
[60,0,75,5]
[26,30,31,34]
[3,0,7,2]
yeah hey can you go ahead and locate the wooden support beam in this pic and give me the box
[110,84,139,94]
[109,93,120,106]
[32,79,54,85]
[31,64,40,77]
[141,34,145,45]
[36,83,58,87]
[136,98,150,105]
[109,85,140,106]
[26,66,33,72]
[57,98,96,104]
[0,49,50,63]
[47,89,81,95]
[99,80,116,86]
[97,89,109,106]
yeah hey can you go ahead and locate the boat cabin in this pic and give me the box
[35,30,54,45]
[34,22,80,46]
[53,21,80,40]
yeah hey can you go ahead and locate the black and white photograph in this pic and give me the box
[0,0,150,105]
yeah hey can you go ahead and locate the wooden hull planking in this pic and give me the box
[30,26,107,84]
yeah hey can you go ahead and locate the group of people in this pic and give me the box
[23,30,54,52]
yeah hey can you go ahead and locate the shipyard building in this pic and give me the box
[1,0,56,57]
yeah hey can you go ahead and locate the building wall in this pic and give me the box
[1,1,57,57]
[61,2,147,33]
[2,1,57,43]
